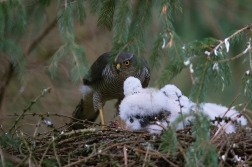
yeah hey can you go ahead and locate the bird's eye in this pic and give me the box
[123,60,130,66]
[129,117,134,123]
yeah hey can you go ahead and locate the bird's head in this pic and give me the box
[160,85,182,99]
[114,53,135,73]
[123,77,142,96]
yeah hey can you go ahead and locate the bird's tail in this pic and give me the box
[71,86,99,130]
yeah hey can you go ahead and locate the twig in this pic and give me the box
[8,87,51,133]
[244,109,252,125]
[52,137,62,167]
[114,39,134,63]
[215,46,252,63]
[222,93,241,118]
[62,128,96,136]
[62,141,140,167]
[19,131,38,167]
[142,143,150,167]
[0,146,5,167]
[100,153,135,158]
[33,116,41,138]
[188,64,195,85]
[239,100,250,114]
[62,152,97,167]
[176,92,186,129]
[124,145,128,167]
[38,140,54,166]
[211,23,252,56]
[0,125,5,133]
[249,39,252,72]
[7,113,93,124]
[148,121,167,131]
[151,149,179,167]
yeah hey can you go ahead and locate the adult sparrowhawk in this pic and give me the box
[72,52,150,129]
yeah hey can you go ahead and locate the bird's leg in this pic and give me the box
[99,107,105,129]
[119,118,124,128]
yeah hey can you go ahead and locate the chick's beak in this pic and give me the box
[116,63,121,73]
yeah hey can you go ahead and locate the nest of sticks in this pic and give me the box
[1,113,252,167]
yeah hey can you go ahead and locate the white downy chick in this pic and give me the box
[160,84,193,129]
[146,84,186,133]
[160,85,248,133]
[120,77,247,134]
[202,103,247,133]
[120,91,169,133]
[139,84,194,134]
[120,77,169,133]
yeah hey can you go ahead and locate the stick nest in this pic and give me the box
[1,117,252,167]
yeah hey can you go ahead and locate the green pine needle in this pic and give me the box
[242,72,252,100]
[155,63,184,88]
[97,0,116,31]
[112,0,132,51]
[71,0,86,25]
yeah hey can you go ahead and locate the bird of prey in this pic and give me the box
[72,52,150,129]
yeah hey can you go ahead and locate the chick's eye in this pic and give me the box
[123,60,130,66]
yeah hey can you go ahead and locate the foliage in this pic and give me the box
[1,0,252,166]
[0,0,26,78]
[41,159,58,167]
[161,111,218,167]
[97,0,116,31]
[242,71,252,100]
[185,112,218,167]
[160,127,177,155]
[0,134,21,151]
[1,0,251,99]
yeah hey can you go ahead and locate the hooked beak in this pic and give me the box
[116,63,121,73]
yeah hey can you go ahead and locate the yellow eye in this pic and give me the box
[124,60,130,66]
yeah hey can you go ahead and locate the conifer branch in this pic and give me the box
[194,59,210,105]
[113,39,134,61]
[112,0,131,48]
[26,0,39,7]
[210,23,252,56]
[125,0,152,54]
[173,39,184,63]
[70,48,82,82]
[215,46,252,63]
[97,0,116,31]
[0,63,13,114]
